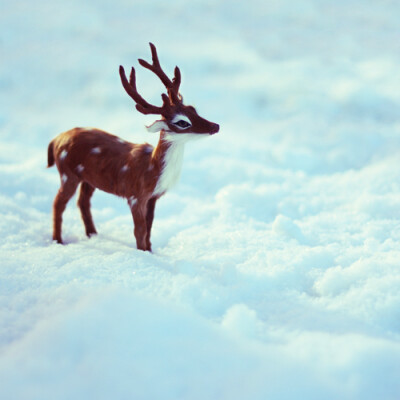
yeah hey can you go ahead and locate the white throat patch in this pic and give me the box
[153,139,185,196]
[153,132,204,196]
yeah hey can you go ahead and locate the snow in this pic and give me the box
[1,0,400,399]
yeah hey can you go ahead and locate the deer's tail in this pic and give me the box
[47,140,55,168]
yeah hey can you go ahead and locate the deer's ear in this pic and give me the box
[146,120,169,133]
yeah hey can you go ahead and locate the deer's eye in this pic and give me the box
[174,120,191,129]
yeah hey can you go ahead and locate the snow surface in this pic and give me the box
[1,0,400,399]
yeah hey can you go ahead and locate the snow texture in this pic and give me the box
[1,0,400,399]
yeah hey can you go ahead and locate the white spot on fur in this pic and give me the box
[61,174,68,184]
[91,147,101,154]
[121,164,129,172]
[144,145,153,153]
[117,138,125,143]
[60,150,68,160]
[128,196,137,208]
[76,164,84,173]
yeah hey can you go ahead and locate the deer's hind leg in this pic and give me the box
[129,200,149,251]
[53,175,80,243]
[77,181,97,238]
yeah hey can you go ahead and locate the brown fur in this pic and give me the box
[48,127,169,250]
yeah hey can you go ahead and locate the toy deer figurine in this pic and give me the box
[47,43,219,251]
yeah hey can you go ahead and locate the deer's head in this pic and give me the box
[119,43,219,138]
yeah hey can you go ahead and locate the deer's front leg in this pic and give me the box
[145,197,157,252]
[129,199,149,251]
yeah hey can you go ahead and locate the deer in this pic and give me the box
[47,43,219,251]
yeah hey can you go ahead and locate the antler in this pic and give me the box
[119,65,170,115]
[138,43,182,103]
[119,43,182,115]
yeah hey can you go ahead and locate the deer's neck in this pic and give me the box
[152,130,186,196]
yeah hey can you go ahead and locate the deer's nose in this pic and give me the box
[210,123,220,135]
